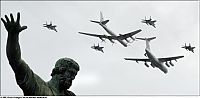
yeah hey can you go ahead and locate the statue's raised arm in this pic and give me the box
[1,12,80,96]
[1,12,27,80]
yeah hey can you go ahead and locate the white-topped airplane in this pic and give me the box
[79,12,142,47]
[124,37,184,74]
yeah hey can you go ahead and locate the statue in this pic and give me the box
[1,12,80,96]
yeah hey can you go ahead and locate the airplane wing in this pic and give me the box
[53,29,57,32]
[117,29,142,40]
[158,56,184,62]
[79,30,141,43]
[152,24,156,28]
[51,25,57,27]
[78,32,108,38]
[124,58,150,63]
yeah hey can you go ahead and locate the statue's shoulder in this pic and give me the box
[33,73,46,85]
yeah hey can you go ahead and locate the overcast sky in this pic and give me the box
[1,1,199,96]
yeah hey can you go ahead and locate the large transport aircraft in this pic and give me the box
[124,37,184,74]
[79,12,142,47]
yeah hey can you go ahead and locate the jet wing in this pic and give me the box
[78,32,108,38]
[116,29,142,40]
[158,56,184,62]
[124,58,150,63]
[151,24,156,28]
[51,25,57,27]
[79,30,141,44]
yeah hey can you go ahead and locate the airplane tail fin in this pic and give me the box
[100,11,104,22]
[90,20,109,25]
[136,37,156,51]
[90,11,109,25]
[136,37,156,41]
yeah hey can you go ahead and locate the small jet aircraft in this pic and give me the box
[43,21,57,32]
[181,43,195,53]
[141,16,156,28]
[79,12,142,47]
[91,44,104,53]
[124,37,184,74]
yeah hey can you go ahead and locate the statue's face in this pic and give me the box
[58,67,78,89]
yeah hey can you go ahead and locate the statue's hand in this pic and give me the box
[1,12,27,35]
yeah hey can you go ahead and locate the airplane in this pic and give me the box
[79,12,142,47]
[181,43,195,53]
[141,16,156,28]
[91,43,104,53]
[43,21,57,32]
[124,37,184,74]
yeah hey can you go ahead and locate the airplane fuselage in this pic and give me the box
[91,46,104,53]
[145,49,168,74]
[100,23,128,47]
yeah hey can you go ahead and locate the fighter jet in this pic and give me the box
[141,16,156,28]
[79,12,142,47]
[124,37,184,74]
[43,21,57,32]
[181,43,195,53]
[91,44,104,53]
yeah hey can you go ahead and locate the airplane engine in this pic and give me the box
[107,37,115,43]
[144,53,147,57]
[144,62,149,67]
[169,61,174,66]
[99,37,105,42]
[165,62,170,67]
[125,38,130,43]
[150,63,155,68]
[130,36,135,41]
[109,39,115,43]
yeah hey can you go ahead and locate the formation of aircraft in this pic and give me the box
[43,21,57,32]
[141,16,156,28]
[124,37,184,74]
[79,12,142,47]
[181,43,195,53]
[77,11,192,74]
[91,44,104,53]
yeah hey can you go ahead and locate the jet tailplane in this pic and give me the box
[90,20,109,25]
[136,37,156,51]
[136,37,156,41]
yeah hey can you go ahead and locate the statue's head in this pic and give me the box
[51,58,80,89]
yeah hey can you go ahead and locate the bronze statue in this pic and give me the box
[1,12,80,96]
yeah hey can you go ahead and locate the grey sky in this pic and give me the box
[1,1,199,95]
